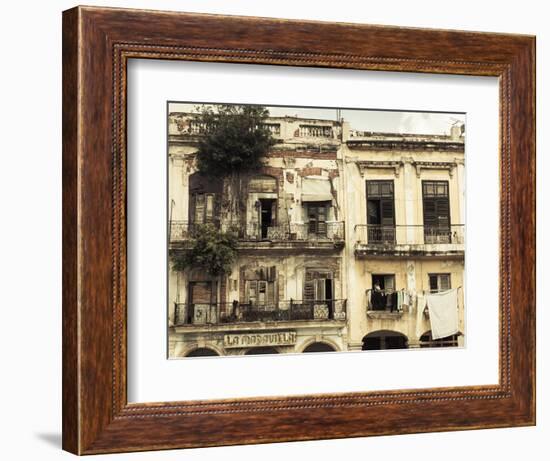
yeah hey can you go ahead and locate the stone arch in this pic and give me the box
[362,330,408,351]
[300,338,339,353]
[179,342,224,358]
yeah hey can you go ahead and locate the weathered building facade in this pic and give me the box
[167,110,465,358]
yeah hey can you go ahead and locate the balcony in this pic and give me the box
[238,222,344,251]
[173,299,347,327]
[366,288,403,320]
[354,224,464,259]
[168,220,345,252]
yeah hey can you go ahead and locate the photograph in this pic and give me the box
[167,102,466,358]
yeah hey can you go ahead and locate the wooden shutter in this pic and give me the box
[435,197,450,227]
[267,281,276,304]
[247,280,258,303]
[423,181,450,228]
[383,275,395,291]
[366,181,394,225]
[304,270,315,301]
[380,198,395,226]
[205,194,214,221]
[190,282,212,304]
[194,194,205,224]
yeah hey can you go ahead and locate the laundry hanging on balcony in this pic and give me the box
[425,288,459,340]
[301,177,333,202]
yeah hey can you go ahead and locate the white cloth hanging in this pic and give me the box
[415,293,426,338]
[426,288,459,340]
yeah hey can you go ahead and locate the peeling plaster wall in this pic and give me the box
[167,112,465,355]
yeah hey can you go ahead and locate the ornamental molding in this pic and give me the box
[354,160,404,177]
[412,161,458,178]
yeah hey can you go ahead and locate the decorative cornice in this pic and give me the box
[354,160,404,177]
[413,161,458,178]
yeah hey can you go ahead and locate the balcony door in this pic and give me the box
[258,198,276,239]
[304,269,334,318]
[422,180,451,243]
[188,281,217,324]
[307,203,328,237]
[366,180,395,243]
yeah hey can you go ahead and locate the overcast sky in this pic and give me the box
[169,102,465,136]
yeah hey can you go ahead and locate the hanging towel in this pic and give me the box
[415,293,427,338]
[426,289,459,340]
[397,290,404,312]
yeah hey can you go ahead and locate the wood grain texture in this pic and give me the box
[62,5,536,455]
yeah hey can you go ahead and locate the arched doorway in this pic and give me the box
[419,331,459,348]
[245,347,279,355]
[185,347,219,357]
[362,330,408,350]
[303,342,337,353]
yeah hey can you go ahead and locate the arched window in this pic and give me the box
[303,342,337,353]
[185,347,219,357]
[244,347,279,355]
[362,330,408,350]
[419,331,459,348]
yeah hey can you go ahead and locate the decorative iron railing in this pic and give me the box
[354,224,464,246]
[173,299,347,326]
[243,222,345,241]
[168,220,345,243]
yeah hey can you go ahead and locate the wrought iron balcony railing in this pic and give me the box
[168,220,345,244]
[243,222,344,242]
[354,224,464,246]
[173,299,347,326]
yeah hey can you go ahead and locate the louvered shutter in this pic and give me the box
[304,270,315,301]
[435,197,450,228]
[380,198,395,226]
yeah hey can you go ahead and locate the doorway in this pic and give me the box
[258,198,276,239]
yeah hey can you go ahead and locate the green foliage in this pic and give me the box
[172,224,237,277]
[194,104,276,177]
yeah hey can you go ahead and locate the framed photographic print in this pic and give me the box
[62,6,535,455]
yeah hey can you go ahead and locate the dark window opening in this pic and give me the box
[370,274,396,311]
[186,348,219,357]
[366,180,395,243]
[428,273,451,293]
[422,180,450,243]
[362,331,408,350]
[303,342,336,353]
[258,198,276,239]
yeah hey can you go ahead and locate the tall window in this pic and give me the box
[370,274,396,311]
[307,203,328,236]
[366,180,395,243]
[304,270,333,301]
[245,267,277,306]
[192,193,215,224]
[428,273,451,292]
[422,180,450,243]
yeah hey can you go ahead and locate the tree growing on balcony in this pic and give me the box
[194,104,276,223]
[195,104,275,176]
[171,224,237,277]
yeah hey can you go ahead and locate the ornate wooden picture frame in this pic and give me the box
[62,5,535,455]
